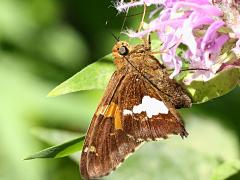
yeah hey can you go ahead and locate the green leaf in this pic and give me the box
[185,67,240,104]
[211,160,240,180]
[31,127,83,145]
[48,54,115,97]
[25,135,85,160]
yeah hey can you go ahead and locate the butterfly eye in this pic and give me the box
[118,46,129,56]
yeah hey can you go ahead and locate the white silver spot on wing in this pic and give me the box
[136,138,144,143]
[122,96,169,118]
[123,109,133,116]
[83,147,88,153]
[89,146,96,153]
[126,134,135,140]
[132,96,169,118]
[143,117,148,121]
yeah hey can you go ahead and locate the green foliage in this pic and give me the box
[0,1,106,180]
[186,67,240,103]
[48,55,115,97]
[25,136,85,160]
[211,160,240,180]
[25,128,83,163]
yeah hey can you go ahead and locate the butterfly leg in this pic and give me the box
[137,2,147,32]
[143,34,151,50]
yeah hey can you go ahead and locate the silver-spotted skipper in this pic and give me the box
[80,38,192,179]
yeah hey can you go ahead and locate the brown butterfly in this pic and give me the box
[80,38,192,179]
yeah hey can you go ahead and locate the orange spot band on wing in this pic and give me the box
[114,106,122,130]
[97,102,123,130]
[105,102,117,117]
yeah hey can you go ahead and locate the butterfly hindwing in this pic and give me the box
[118,73,188,141]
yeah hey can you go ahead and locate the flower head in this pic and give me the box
[115,0,240,84]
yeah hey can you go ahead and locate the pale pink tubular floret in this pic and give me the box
[172,2,222,16]
[115,0,240,82]
[201,20,225,50]
[184,34,229,84]
[158,1,225,79]
[115,0,162,12]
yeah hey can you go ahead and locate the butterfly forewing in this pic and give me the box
[80,69,124,178]
[80,69,142,179]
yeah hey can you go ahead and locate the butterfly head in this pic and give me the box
[112,41,132,59]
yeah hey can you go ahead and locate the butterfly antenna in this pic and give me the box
[118,8,129,40]
[105,20,120,42]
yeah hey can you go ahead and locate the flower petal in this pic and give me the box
[201,20,225,50]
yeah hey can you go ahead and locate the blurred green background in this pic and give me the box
[0,0,239,180]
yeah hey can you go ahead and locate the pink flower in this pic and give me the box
[115,0,240,83]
